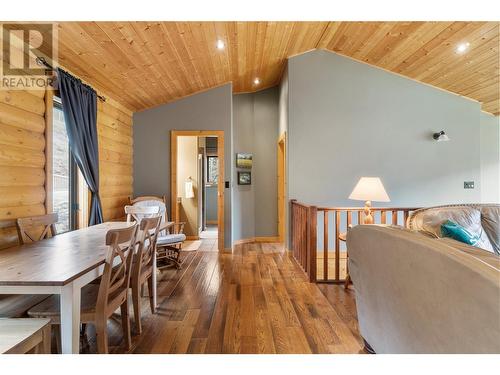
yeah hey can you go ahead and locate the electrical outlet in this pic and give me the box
[464,181,474,189]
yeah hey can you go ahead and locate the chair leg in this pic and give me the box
[81,323,87,336]
[120,300,132,351]
[95,318,108,354]
[147,277,155,314]
[131,283,142,335]
[54,324,61,354]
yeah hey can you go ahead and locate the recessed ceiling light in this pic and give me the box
[216,40,225,50]
[456,42,470,54]
[253,77,260,85]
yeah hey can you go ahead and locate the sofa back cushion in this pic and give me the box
[480,206,500,255]
[409,206,495,253]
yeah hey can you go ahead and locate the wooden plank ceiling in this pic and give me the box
[56,22,499,114]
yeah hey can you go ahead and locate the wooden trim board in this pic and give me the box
[233,236,281,246]
[44,89,53,214]
[171,130,225,252]
[277,132,287,243]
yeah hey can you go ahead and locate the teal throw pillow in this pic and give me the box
[441,220,480,246]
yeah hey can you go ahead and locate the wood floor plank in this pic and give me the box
[82,240,364,354]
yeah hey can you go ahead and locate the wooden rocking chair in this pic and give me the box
[129,195,186,269]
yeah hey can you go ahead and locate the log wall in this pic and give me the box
[0,88,133,249]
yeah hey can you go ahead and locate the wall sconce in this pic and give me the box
[433,130,450,142]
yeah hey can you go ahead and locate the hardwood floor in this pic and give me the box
[80,240,365,354]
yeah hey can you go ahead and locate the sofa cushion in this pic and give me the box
[157,233,186,246]
[480,206,500,255]
[439,238,500,270]
[411,206,495,253]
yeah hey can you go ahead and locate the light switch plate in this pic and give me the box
[464,181,474,189]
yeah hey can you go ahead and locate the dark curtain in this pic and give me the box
[57,68,103,225]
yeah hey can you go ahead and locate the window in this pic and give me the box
[52,97,78,233]
[206,156,218,185]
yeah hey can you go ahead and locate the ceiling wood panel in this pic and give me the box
[55,22,499,114]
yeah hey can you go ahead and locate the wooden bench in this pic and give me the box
[0,318,51,354]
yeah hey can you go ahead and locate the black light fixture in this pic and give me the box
[433,130,450,142]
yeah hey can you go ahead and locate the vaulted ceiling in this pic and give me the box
[56,22,499,114]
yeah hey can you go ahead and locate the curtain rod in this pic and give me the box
[36,57,106,102]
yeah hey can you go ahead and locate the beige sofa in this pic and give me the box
[347,219,500,353]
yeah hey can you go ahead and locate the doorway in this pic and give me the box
[171,130,224,252]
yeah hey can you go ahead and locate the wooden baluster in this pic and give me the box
[323,211,328,281]
[392,210,398,225]
[404,210,410,227]
[302,207,306,269]
[335,210,340,282]
[381,211,387,224]
[357,211,362,225]
[299,207,302,265]
[345,210,352,284]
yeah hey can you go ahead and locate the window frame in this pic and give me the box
[206,155,219,185]
[51,96,79,232]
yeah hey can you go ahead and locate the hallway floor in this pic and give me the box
[199,225,218,239]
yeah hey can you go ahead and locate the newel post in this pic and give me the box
[307,205,317,282]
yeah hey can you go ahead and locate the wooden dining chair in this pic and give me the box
[16,213,58,245]
[28,224,139,354]
[131,216,161,334]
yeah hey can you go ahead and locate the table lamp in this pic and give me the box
[348,177,390,224]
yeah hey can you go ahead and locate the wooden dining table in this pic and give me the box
[0,221,171,354]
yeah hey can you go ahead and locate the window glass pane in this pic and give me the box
[52,104,70,233]
[207,156,218,184]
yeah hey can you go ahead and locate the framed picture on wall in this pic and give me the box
[238,171,251,185]
[236,153,253,169]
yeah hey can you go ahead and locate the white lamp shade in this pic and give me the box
[348,177,390,202]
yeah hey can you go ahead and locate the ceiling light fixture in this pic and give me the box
[456,42,470,54]
[216,40,225,50]
[253,77,260,85]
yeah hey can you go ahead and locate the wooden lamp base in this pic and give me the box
[363,200,373,224]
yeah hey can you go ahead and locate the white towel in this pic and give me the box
[185,180,195,199]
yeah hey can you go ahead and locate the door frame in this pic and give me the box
[171,130,224,252]
[277,132,286,243]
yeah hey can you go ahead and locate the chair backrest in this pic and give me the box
[96,224,139,313]
[130,196,169,235]
[16,213,58,245]
[129,195,167,205]
[133,216,162,281]
[124,205,160,224]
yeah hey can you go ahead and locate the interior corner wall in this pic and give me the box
[232,87,279,242]
[132,84,233,248]
[480,113,500,203]
[287,50,482,210]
